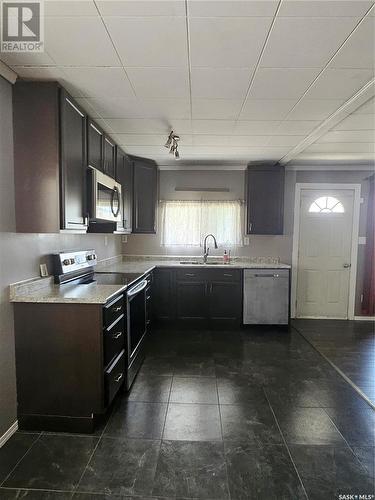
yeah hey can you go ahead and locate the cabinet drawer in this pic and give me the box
[207,269,241,282]
[105,350,125,406]
[176,269,205,282]
[104,294,125,328]
[104,315,125,368]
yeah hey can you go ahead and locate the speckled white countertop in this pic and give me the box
[10,255,290,304]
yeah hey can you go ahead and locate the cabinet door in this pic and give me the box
[60,92,88,230]
[153,268,175,321]
[87,119,103,171]
[132,157,158,234]
[176,282,207,321]
[104,136,116,178]
[208,281,242,325]
[116,149,133,233]
[246,164,284,235]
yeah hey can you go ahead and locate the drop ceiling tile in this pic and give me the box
[96,1,185,16]
[104,16,188,67]
[45,0,98,16]
[191,120,235,134]
[191,67,253,99]
[62,67,134,98]
[267,135,303,147]
[127,68,189,98]
[192,135,231,146]
[228,135,270,147]
[330,17,375,69]
[188,0,279,17]
[234,120,281,135]
[279,1,374,17]
[275,120,319,135]
[317,130,375,142]
[248,68,320,99]
[335,113,375,130]
[45,17,119,66]
[84,96,145,118]
[305,142,375,153]
[1,51,55,66]
[286,99,344,120]
[189,17,272,68]
[104,118,191,134]
[354,97,375,114]
[114,133,193,146]
[261,17,359,68]
[192,99,243,120]
[305,68,374,99]
[142,99,191,119]
[74,98,101,118]
[239,99,297,120]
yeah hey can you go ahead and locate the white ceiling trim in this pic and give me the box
[280,78,375,165]
[158,164,247,171]
[0,61,17,84]
[286,162,375,171]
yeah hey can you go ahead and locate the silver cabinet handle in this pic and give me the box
[249,223,253,232]
[114,373,123,383]
[223,273,233,277]
[343,263,351,268]
[113,305,122,312]
[111,332,122,339]
[185,273,195,277]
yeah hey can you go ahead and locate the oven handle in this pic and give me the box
[127,279,148,298]
[111,186,121,217]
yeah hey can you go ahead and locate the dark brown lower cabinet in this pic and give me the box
[209,281,242,324]
[176,281,207,321]
[153,268,242,327]
[13,293,126,433]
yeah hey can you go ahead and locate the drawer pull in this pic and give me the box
[111,332,122,339]
[114,373,123,383]
[223,273,233,277]
[146,295,151,300]
[185,273,195,277]
[113,305,122,312]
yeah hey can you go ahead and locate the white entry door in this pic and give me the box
[296,189,354,319]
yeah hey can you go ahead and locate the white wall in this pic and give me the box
[0,76,123,437]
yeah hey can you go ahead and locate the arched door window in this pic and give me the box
[309,196,345,213]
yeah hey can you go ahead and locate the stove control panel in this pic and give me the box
[53,250,97,275]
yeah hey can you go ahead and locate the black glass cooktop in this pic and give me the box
[83,272,143,286]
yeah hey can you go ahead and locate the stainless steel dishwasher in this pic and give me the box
[243,269,290,325]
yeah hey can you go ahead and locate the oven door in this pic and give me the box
[89,168,122,223]
[127,279,147,362]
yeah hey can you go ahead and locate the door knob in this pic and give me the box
[343,263,351,268]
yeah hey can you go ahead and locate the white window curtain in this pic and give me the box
[160,200,243,247]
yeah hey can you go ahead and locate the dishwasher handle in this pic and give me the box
[253,273,280,278]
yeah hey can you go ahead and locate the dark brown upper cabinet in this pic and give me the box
[103,135,116,178]
[13,82,88,233]
[246,163,285,235]
[116,148,133,233]
[131,156,158,234]
[87,118,104,172]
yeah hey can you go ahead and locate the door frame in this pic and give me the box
[291,183,361,320]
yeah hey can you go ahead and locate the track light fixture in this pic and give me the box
[164,131,180,160]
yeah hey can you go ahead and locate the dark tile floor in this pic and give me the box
[293,319,375,405]
[0,326,374,499]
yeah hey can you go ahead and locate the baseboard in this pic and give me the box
[354,316,375,321]
[0,420,18,448]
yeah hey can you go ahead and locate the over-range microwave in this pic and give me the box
[87,168,123,228]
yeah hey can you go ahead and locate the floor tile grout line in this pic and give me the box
[0,432,42,488]
[215,375,232,500]
[292,324,375,410]
[263,389,310,500]
[72,429,103,495]
[160,373,173,441]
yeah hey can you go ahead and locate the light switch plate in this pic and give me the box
[122,235,127,243]
[244,237,250,246]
